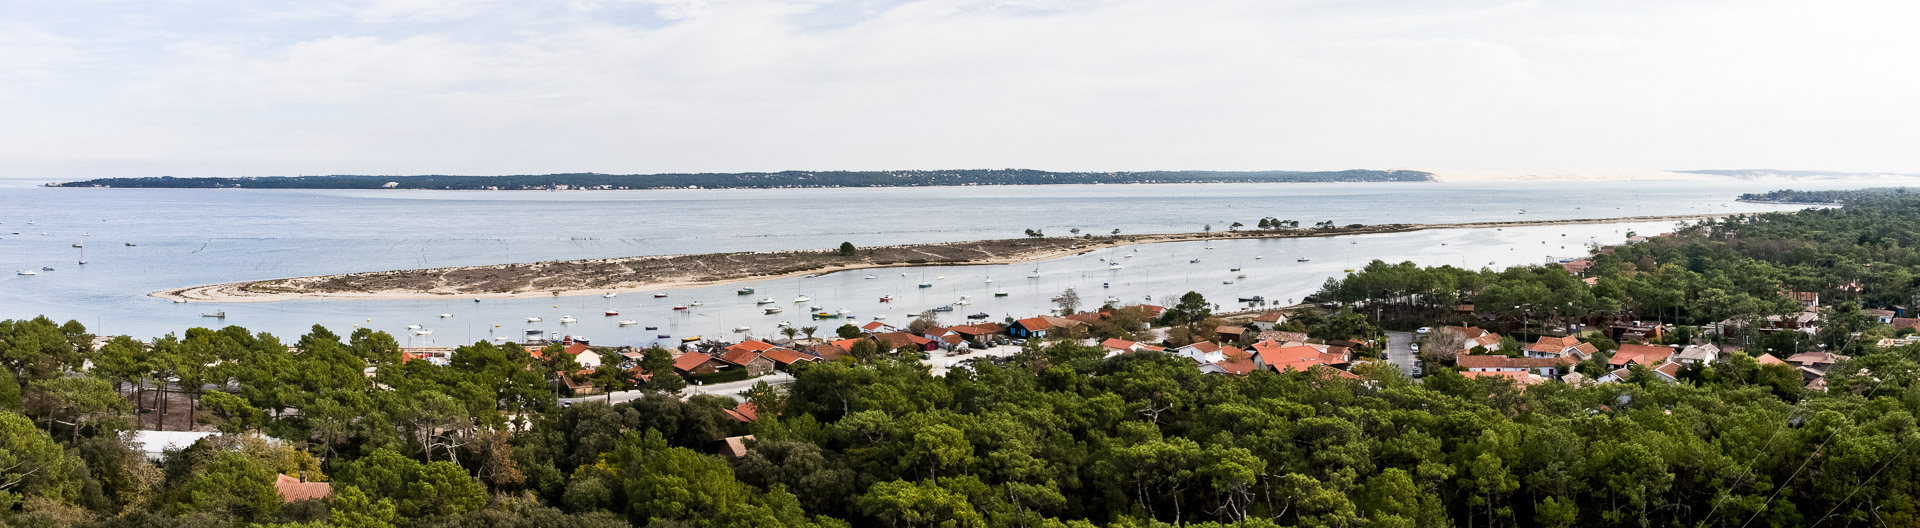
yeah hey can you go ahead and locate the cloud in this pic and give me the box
[0,0,1917,177]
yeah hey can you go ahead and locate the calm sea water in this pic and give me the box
[0,179,1873,345]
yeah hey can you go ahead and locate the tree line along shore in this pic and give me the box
[154,214,1730,302]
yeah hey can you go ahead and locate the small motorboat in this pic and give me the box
[561,316,577,324]
[936,276,946,280]
[15,270,33,276]
[764,306,784,314]
[689,301,703,306]
[604,292,618,298]
[653,293,669,298]
[872,315,886,320]
[737,287,755,295]
[125,242,136,247]
[439,313,453,318]
[1109,263,1123,270]
[1190,259,1201,263]
[864,274,877,279]
[1102,282,1109,288]
[644,326,658,330]
[415,329,433,336]
[809,305,822,312]
[656,333,671,338]
[776,321,792,327]
[879,295,894,302]
[1229,267,1240,272]
[984,277,993,283]
[813,312,837,319]
[757,298,777,304]
[172,299,186,304]
[968,312,990,319]
[918,283,933,288]
[201,311,226,318]
[838,308,852,316]
[1050,296,1063,302]
[794,295,810,303]
[1297,257,1311,262]
[71,243,81,248]
[993,291,1009,297]
[1027,272,1040,278]
[671,305,688,311]
[733,326,751,332]
[605,311,620,316]
[527,317,542,322]
[1104,296,1120,303]
[953,299,972,306]
[40,267,53,271]
[1236,274,1247,279]
[1222,280,1234,284]
[407,324,422,330]
[1237,296,1264,302]
[618,320,637,326]
[681,336,702,342]
[932,306,954,312]
[1254,255,1263,259]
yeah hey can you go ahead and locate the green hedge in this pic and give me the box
[685,368,752,385]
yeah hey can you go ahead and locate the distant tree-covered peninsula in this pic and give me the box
[50,169,1431,190]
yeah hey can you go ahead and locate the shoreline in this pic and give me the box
[154,213,1731,303]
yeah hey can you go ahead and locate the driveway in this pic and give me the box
[1384,331,1421,379]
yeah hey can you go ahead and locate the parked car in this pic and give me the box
[1415,327,1432,334]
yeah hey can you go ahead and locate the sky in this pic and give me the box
[0,0,1915,178]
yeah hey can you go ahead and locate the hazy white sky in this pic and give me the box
[1,0,1914,178]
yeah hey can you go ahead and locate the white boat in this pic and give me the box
[776,321,792,327]
[618,320,637,326]
[1104,297,1120,303]
[604,292,618,298]
[1109,263,1123,270]
[526,317,542,323]
[873,315,886,320]
[764,306,784,314]
[838,308,852,315]
[561,316,577,324]
[936,276,946,280]
[953,299,972,306]
[202,311,226,318]
[406,324,422,330]
[733,326,751,332]
[864,274,877,279]
[794,295,810,303]
[984,277,993,283]
[172,299,186,304]
[415,329,433,336]
[439,313,453,318]
[15,270,33,276]
[1027,269,1040,278]
[690,301,703,306]
[757,298,777,304]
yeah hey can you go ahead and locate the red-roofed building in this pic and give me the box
[673,352,726,375]
[1895,318,1920,332]
[761,347,819,371]
[874,331,937,352]
[1138,305,1165,317]
[275,474,332,503]
[1250,311,1288,330]
[718,347,775,377]
[1212,348,1258,375]
[718,435,755,458]
[809,343,849,361]
[1609,344,1675,367]
[724,401,760,423]
[1755,352,1787,366]
[1457,355,1574,377]
[1250,341,1352,374]
[1523,336,1598,361]
[1102,338,1143,357]
[860,321,894,333]
[1009,316,1082,338]
[1176,341,1225,363]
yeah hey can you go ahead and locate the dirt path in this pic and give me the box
[154,213,1728,303]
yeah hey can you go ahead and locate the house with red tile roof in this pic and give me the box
[673,352,726,375]
[1250,311,1288,330]
[874,331,937,352]
[718,347,775,377]
[1249,340,1352,374]
[1894,318,1920,332]
[718,435,755,458]
[1215,325,1248,342]
[1609,344,1675,367]
[1523,336,1598,360]
[1211,348,1258,375]
[1101,338,1146,357]
[724,401,760,423]
[560,342,603,369]
[275,474,332,503]
[860,321,895,333]
[1457,355,1574,377]
[1175,341,1225,363]
[1754,352,1787,366]
[1439,326,1503,354]
[1009,316,1083,338]
[809,343,849,361]
[760,347,819,371]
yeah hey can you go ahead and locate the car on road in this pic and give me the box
[1410,343,1420,353]
[1415,327,1431,334]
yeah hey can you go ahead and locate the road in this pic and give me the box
[560,344,1030,405]
[1384,331,1422,379]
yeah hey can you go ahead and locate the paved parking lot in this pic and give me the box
[1384,330,1422,379]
